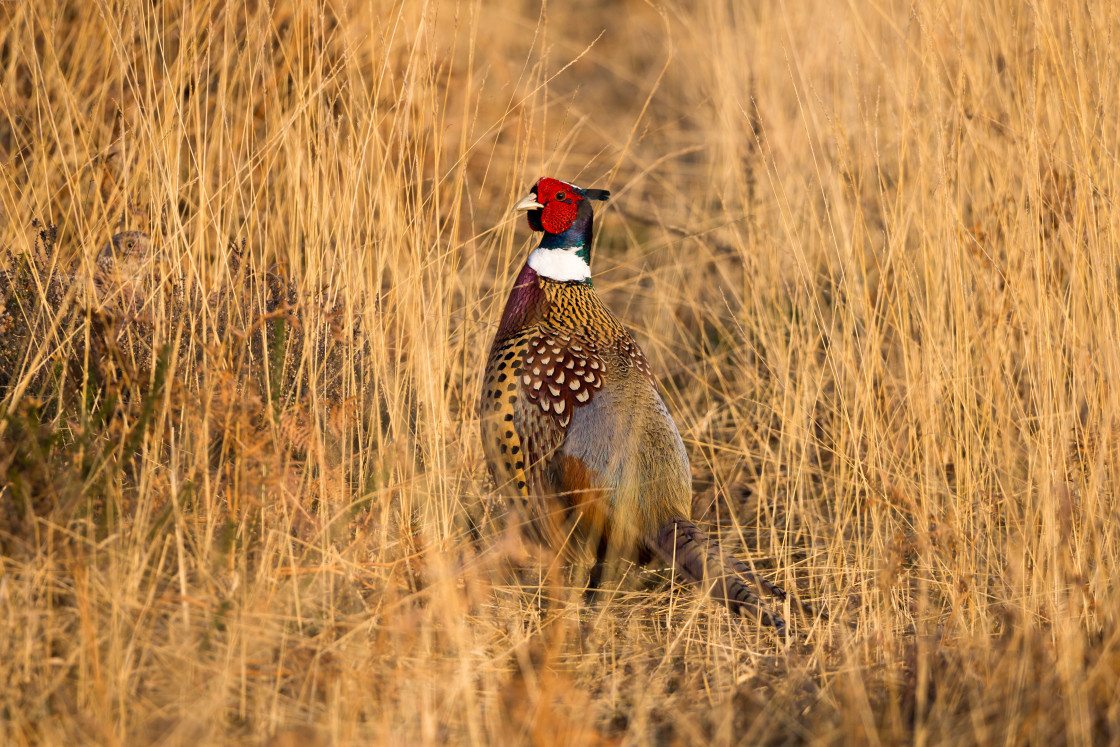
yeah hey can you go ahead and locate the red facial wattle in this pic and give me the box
[540,200,579,233]
[531,177,583,234]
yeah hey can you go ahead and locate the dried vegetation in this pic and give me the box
[1,1,1118,744]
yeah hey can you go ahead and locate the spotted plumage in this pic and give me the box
[479,176,815,631]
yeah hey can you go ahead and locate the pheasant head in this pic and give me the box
[513,177,610,283]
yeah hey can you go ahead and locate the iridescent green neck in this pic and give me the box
[537,211,594,270]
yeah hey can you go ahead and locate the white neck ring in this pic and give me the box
[527,246,590,282]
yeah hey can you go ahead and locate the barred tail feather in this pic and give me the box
[722,540,827,621]
[649,517,789,632]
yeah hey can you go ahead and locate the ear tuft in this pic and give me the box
[583,189,610,201]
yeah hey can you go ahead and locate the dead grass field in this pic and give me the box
[2,0,1119,744]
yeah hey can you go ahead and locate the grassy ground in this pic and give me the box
[2,0,1118,743]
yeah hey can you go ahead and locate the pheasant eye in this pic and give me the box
[556,191,566,200]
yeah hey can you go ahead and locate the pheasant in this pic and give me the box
[479,176,798,631]
[92,230,155,311]
[95,230,151,279]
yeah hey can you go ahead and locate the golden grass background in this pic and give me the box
[2,0,1118,743]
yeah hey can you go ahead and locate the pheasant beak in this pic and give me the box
[512,192,544,213]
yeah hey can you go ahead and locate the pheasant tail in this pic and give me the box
[650,517,788,633]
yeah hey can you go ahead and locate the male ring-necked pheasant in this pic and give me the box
[480,177,796,631]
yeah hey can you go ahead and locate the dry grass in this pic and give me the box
[2,0,1118,744]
